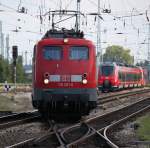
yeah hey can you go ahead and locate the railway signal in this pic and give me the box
[12,45,18,60]
[12,45,18,92]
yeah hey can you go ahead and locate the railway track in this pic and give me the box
[0,112,72,148]
[0,111,52,147]
[0,88,150,147]
[11,89,149,148]
[0,111,40,129]
[4,121,75,148]
[88,87,150,118]
[5,120,54,148]
[66,97,150,148]
[0,111,14,117]
[58,88,150,147]
[98,87,150,104]
[103,105,150,148]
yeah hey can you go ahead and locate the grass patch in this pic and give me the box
[0,94,15,111]
[136,113,150,141]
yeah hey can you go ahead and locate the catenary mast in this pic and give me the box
[97,0,102,63]
[77,0,81,31]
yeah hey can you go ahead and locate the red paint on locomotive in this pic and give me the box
[32,30,98,118]
[34,38,97,89]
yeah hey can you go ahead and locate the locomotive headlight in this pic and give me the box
[44,79,49,84]
[82,79,88,84]
[64,38,68,43]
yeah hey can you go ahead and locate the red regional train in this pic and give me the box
[98,62,146,92]
[32,29,98,118]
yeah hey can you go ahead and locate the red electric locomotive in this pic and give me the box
[32,29,98,118]
[98,62,146,92]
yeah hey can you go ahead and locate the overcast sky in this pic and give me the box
[0,0,150,64]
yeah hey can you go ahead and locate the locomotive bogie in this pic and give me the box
[32,87,97,116]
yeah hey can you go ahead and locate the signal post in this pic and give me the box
[12,45,18,92]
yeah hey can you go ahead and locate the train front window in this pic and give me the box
[43,46,62,60]
[69,46,89,60]
[101,66,114,76]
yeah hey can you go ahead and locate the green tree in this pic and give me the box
[3,61,11,82]
[10,55,26,83]
[103,45,134,65]
[0,55,27,83]
[136,60,150,66]
[0,56,5,82]
[0,55,12,83]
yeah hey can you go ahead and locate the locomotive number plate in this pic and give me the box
[58,83,73,87]
[61,75,71,82]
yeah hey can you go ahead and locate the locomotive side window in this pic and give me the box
[119,71,124,81]
[69,46,89,60]
[43,46,62,60]
[101,66,114,76]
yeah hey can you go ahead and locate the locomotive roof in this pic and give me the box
[37,37,94,48]
[100,62,140,68]
[42,29,84,39]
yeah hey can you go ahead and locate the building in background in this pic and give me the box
[0,21,4,58]
[0,20,10,61]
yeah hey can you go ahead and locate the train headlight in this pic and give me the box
[82,79,88,84]
[44,79,49,84]
[64,38,68,43]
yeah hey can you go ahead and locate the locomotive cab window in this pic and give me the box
[69,46,89,60]
[100,66,114,76]
[43,46,62,60]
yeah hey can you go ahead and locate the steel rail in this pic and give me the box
[5,120,53,148]
[0,111,40,129]
[0,110,38,123]
[98,88,150,104]
[60,90,150,148]
[66,124,95,148]
[60,122,92,145]
[53,124,66,147]
[67,97,150,147]
[103,104,150,148]
[99,87,149,99]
